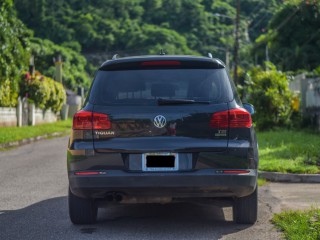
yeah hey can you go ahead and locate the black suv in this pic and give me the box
[67,55,258,225]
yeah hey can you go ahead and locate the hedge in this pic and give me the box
[20,71,66,113]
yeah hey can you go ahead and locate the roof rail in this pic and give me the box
[159,49,166,55]
[208,53,213,59]
[112,54,119,60]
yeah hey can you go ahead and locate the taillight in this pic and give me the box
[73,110,92,130]
[209,111,229,128]
[210,108,252,128]
[229,108,252,128]
[92,112,111,129]
[141,61,181,66]
[73,110,111,130]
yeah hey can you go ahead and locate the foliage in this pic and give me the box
[272,208,320,240]
[0,79,19,107]
[0,0,31,107]
[30,38,90,90]
[247,63,293,130]
[254,0,320,71]
[257,130,320,174]
[20,71,66,113]
[14,0,280,67]
[0,119,72,145]
[257,178,267,187]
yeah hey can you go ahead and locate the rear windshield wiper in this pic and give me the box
[157,98,211,105]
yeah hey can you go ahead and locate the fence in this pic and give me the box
[0,107,17,127]
[0,98,57,127]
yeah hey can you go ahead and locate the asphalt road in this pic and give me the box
[0,135,309,240]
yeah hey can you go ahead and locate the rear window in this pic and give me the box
[89,69,233,105]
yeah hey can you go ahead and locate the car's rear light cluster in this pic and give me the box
[73,110,111,130]
[210,108,252,128]
[74,171,107,175]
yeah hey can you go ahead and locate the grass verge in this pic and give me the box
[257,130,320,174]
[272,208,320,240]
[0,119,72,144]
[258,178,267,186]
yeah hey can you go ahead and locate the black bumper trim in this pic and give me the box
[69,169,257,199]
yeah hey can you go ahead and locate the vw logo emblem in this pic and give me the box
[153,115,166,128]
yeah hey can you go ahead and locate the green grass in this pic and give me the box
[0,119,72,144]
[272,208,320,240]
[258,178,267,186]
[257,130,320,174]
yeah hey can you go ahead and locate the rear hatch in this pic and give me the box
[89,59,234,153]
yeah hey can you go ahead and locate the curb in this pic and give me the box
[0,132,68,149]
[259,171,320,183]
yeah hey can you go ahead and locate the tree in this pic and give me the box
[254,1,320,71]
[30,38,90,90]
[0,0,31,106]
[13,0,282,74]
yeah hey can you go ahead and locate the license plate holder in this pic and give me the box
[142,152,179,171]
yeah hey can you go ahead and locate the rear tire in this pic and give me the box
[233,187,258,224]
[68,188,98,224]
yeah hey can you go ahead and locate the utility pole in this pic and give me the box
[54,55,63,84]
[233,0,240,85]
[225,48,230,72]
[29,55,35,77]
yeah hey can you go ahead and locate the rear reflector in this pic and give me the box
[73,110,111,130]
[74,171,101,176]
[141,61,181,66]
[217,170,250,174]
[210,108,252,128]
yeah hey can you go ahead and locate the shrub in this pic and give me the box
[20,71,66,113]
[247,63,293,130]
[46,80,66,113]
[0,79,18,107]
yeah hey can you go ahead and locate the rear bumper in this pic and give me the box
[69,169,257,199]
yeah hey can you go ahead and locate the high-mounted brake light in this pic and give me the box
[73,110,111,130]
[141,61,181,66]
[210,108,252,128]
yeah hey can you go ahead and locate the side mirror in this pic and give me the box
[243,103,255,115]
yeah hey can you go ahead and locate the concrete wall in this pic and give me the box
[290,74,320,112]
[34,108,58,124]
[0,101,58,127]
[306,78,320,108]
[291,74,320,130]
[0,107,17,127]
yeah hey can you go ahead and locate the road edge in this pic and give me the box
[259,171,320,183]
[0,131,69,150]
